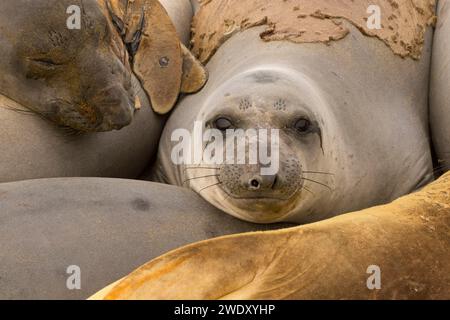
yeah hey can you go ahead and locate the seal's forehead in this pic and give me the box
[222,71,303,101]
[243,69,302,85]
[215,68,324,108]
[9,0,112,57]
[204,70,323,118]
[13,0,109,40]
[248,71,282,84]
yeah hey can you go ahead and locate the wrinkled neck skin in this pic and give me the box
[157,24,433,224]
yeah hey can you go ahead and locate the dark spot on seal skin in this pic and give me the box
[131,198,151,211]
[250,72,279,84]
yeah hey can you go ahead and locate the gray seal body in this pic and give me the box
[0,178,290,299]
[431,0,450,172]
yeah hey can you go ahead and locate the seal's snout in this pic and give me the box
[219,160,301,201]
[93,85,135,131]
[211,160,303,223]
[102,108,133,130]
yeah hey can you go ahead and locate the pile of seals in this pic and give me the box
[93,171,450,300]
[0,0,448,299]
[97,0,449,299]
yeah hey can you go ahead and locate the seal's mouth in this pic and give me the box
[186,177,303,223]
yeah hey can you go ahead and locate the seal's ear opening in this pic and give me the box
[180,44,208,94]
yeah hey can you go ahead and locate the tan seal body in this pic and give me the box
[104,0,207,114]
[92,171,450,300]
[153,1,435,224]
[192,0,436,63]
[431,0,450,172]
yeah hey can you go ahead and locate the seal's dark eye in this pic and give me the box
[294,118,311,133]
[28,57,63,70]
[31,58,59,67]
[25,57,61,79]
[214,117,233,131]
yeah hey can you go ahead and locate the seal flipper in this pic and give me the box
[105,0,208,113]
[127,0,183,114]
[106,0,183,114]
[180,44,208,94]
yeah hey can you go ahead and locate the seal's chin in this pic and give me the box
[204,189,302,224]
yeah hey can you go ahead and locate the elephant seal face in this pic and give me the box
[0,0,135,132]
[183,68,333,223]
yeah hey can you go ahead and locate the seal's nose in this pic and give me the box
[106,110,133,130]
[94,85,135,131]
[247,174,277,191]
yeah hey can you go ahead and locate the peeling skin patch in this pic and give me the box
[191,0,437,63]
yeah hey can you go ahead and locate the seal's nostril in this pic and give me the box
[250,179,260,189]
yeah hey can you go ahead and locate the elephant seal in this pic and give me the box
[431,0,450,172]
[0,178,291,299]
[93,171,450,300]
[104,0,207,113]
[152,0,435,224]
[0,0,136,132]
[0,0,206,130]
[0,0,203,183]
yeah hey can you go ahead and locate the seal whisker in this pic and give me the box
[301,177,333,192]
[302,186,315,196]
[1,105,35,115]
[303,171,334,176]
[183,166,220,172]
[182,174,219,185]
[198,182,223,193]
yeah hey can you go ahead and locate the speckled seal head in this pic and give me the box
[0,0,135,132]
[154,0,435,224]
[182,67,334,223]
